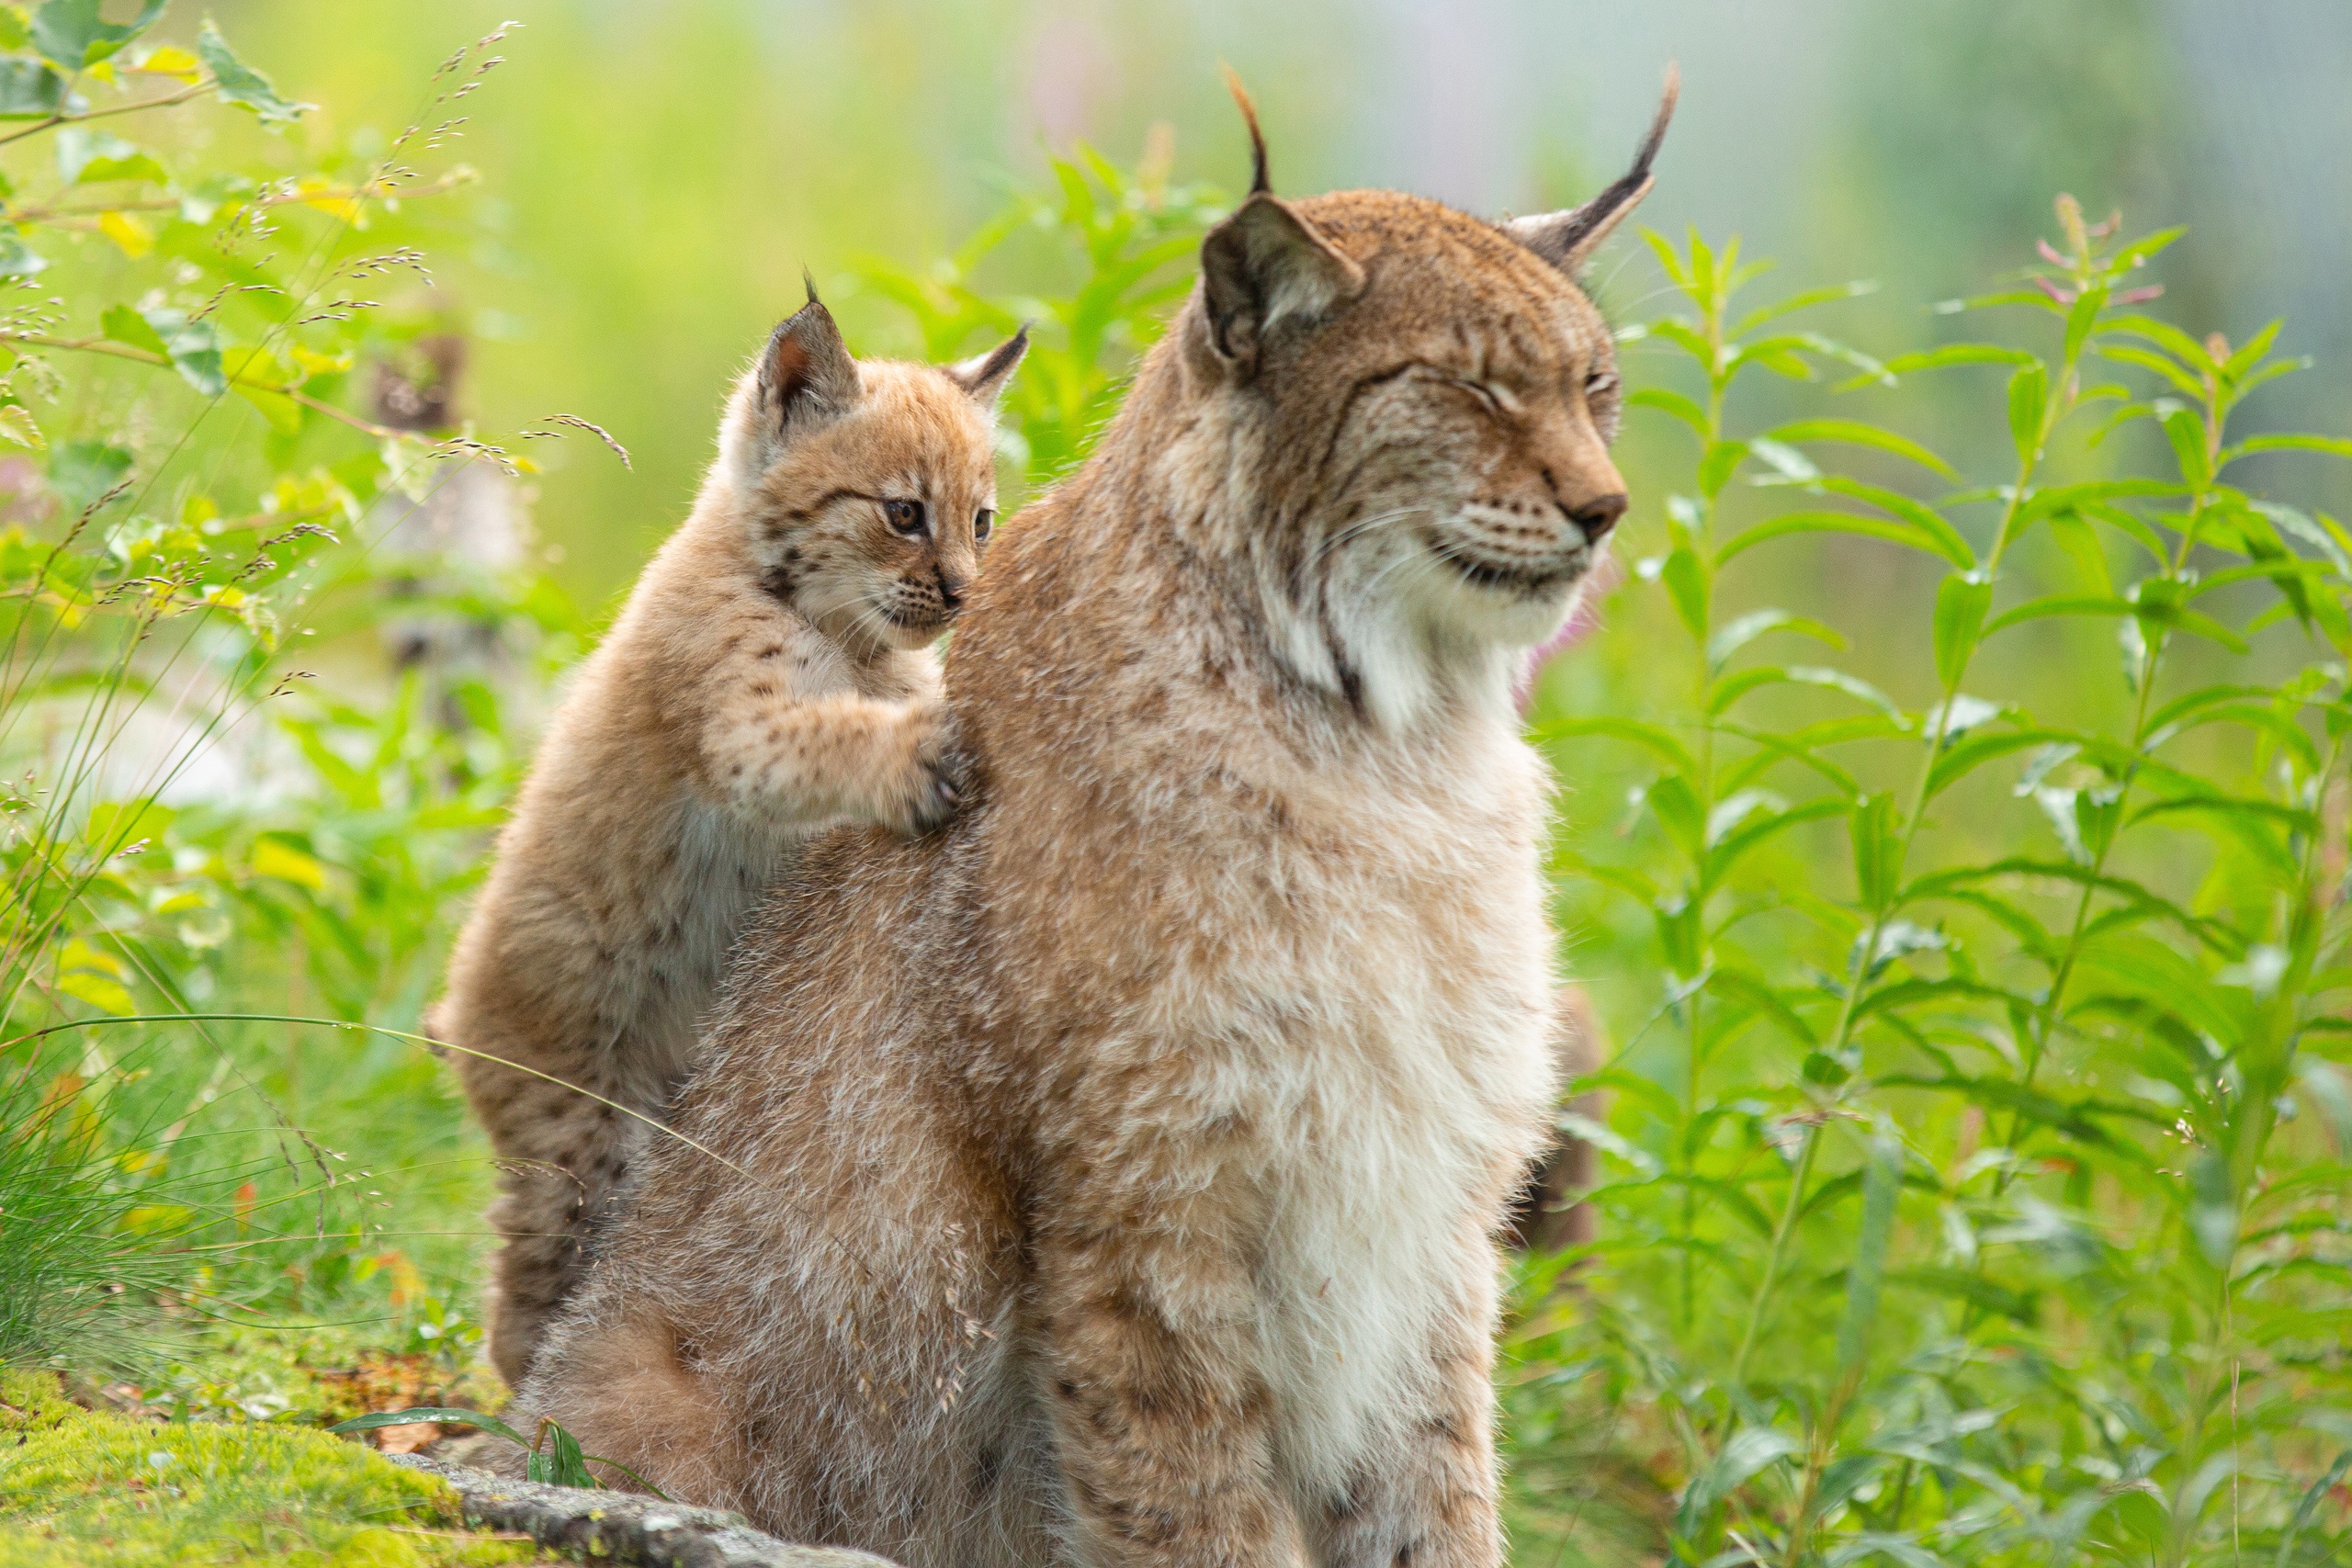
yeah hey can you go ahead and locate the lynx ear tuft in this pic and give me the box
[1223,64,1270,196]
[1504,62,1679,275]
[1195,75,1359,376]
[946,324,1030,411]
[759,297,862,434]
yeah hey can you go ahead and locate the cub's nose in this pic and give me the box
[936,571,967,611]
[1569,493,1628,543]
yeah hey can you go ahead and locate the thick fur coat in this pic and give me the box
[522,88,1672,1568]
[435,299,1023,1384]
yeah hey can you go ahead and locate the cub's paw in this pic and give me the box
[876,705,965,837]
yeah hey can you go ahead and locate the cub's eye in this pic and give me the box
[883,498,926,536]
[1584,368,1621,400]
[973,507,996,542]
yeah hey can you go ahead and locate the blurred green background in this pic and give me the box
[215,0,2352,602]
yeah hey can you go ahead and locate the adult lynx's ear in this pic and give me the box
[946,324,1030,411]
[1504,63,1679,274]
[1197,74,1364,375]
[757,278,862,434]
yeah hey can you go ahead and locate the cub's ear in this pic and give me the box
[1505,63,1679,275]
[945,324,1029,411]
[1196,74,1363,376]
[758,291,862,434]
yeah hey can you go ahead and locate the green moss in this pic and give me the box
[0,1371,532,1567]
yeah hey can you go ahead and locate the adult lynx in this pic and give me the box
[525,76,1675,1568]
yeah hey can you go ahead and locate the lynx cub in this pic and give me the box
[435,292,1024,1384]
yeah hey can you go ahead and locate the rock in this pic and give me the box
[382,1451,901,1568]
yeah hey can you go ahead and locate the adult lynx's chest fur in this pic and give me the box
[1186,718,1557,1493]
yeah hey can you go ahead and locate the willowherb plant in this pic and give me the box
[1510,197,2351,1565]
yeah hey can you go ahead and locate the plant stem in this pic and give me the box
[0,81,216,148]
[0,333,411,439]
[1729,261,2102,1382]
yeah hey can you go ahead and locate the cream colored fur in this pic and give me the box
[434,299,1022,1384]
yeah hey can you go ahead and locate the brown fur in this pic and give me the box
[434,299,1023,1385]
[1504,985,1609,1254]
[523,93,1670,1568]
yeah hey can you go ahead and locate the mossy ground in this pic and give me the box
[0,1366,538,1568]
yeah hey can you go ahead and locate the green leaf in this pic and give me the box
[1850,792,1897,909]
[2109,226,2187,269]
[537,1417,597,1489]
[1706,607,1843,671]
[1705,797,1850,889]
[251,836,326,889]
[2189,1151,2236,1265]
[1532,716,1698,777]
[56,127,164,185]
[57,966,134,1015]
[1931,572,1992,687]
[1721,509,1973,570]
[2277,1450,2352,1568]
[1708,662,1898,724]
[46,437,130,512]
[2101,341,2209,400]
[1643,317,1713,368]
[2247,499,2352,576]
[2007,362,2047,464]
[1697,438,1747,498]
[0,400,42,448]
[225,346,300,432]
[1626,385,1706,437]
[98,300,165,355]
[0,52,64,116]
[1645,773,1706,861]
[1834,1137,1901,1374]
[1658,542,1708,639]
[1763,417,1955,479]
[2062,285,2105,367]
[0,233,49,276]
[1674,1427,1800,1540]
[1877,342,2039,378]
[1726,277,1878,338]
[330,1407,537,1450]
[1822,1531,1947,1568]
[1887,1266,2038,1325]
[196,19,307,124]
[1867,1070,2134,1146]
[29,0,164,69]
[2046,511,2110,592]
[2226,432,2352,465]
[1908,858,2235,953]
[2162,404,2211,491]
[133,305,224,397]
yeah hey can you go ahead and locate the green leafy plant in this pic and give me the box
[330,1406,669,1496]
[1511,197,2351,1565]
[0,5,598,1372]
[847,132,1224,491]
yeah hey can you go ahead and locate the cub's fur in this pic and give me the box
[523,79,1675,1568]
[435,296,1024,1385]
